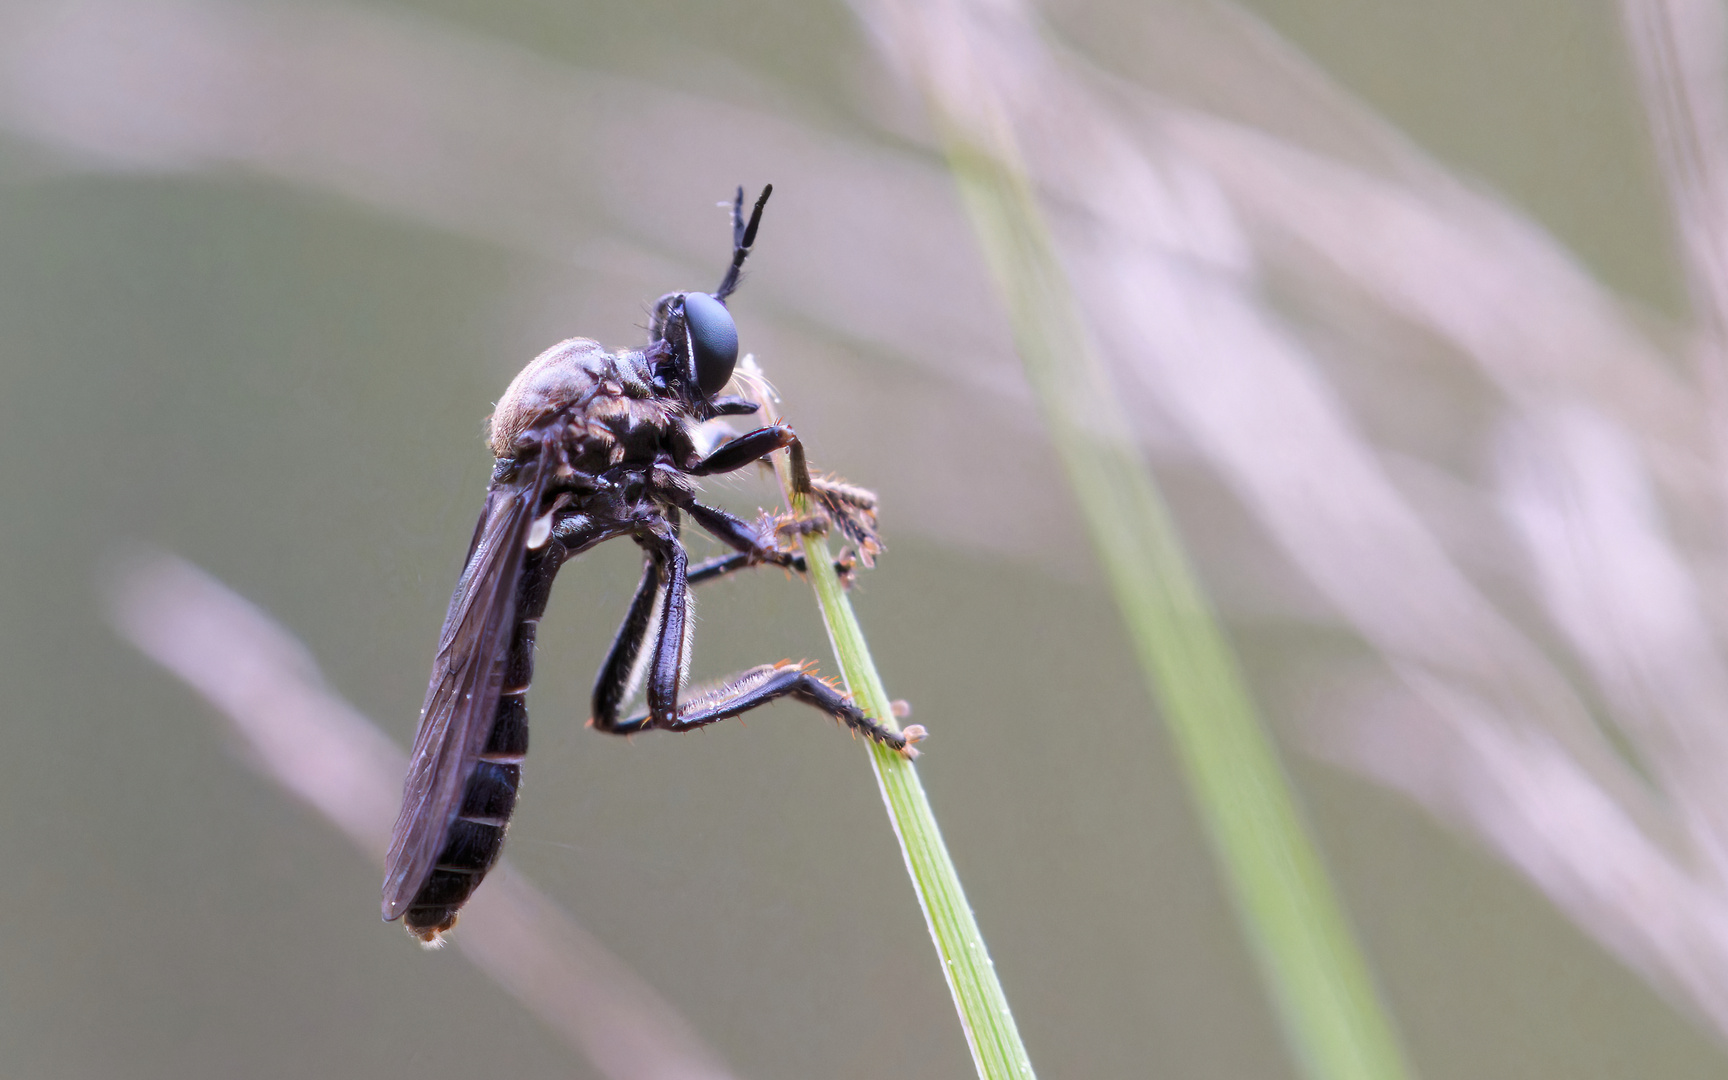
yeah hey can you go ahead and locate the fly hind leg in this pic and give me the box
[664,661,924,757]
[590,552,663,733]
[589,529,922,757]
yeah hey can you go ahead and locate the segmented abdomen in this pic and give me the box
[401,546,560,939]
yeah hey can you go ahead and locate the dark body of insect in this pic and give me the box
[382,187,923,944]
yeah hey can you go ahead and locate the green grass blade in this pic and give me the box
[750,388,1036,1080]
[937,127,1418,1080]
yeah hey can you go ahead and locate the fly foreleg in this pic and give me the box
[687,425,881,564]
[687,423,795,475]
[682,500,857,585]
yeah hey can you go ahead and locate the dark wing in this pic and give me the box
[381,433,554,921]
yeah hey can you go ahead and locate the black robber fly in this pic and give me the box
[382,186,925,944]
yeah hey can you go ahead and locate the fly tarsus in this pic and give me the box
[807,473,881,567]
[767,473,881,571]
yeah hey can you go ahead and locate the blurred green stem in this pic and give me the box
[752,391,1035,1080]
[937,125,1416,1080]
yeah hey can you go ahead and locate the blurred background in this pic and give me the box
[4,0,1728,1076]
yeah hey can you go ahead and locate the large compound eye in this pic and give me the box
[681,291,739,396]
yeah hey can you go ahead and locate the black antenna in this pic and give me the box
[713,184,772,302]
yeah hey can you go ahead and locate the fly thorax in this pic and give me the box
[488,338,606,457]
[615,350,658,397]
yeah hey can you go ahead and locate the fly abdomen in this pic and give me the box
[458,760,522,822]
[438,762,520,874]
[401,549,555,940]
[503,619,537,694]
[402,738,524,937]
[484,696,530,758]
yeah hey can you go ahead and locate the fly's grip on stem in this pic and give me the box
[739,376,917,751]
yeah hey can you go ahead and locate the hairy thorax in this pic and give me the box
[487,337,688,472]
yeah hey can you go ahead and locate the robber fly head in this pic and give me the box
[650,185,772,401]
